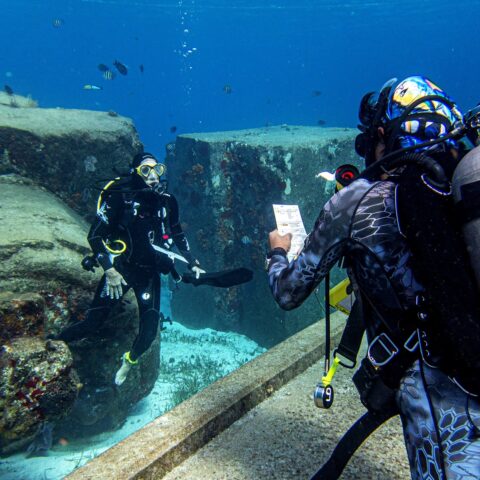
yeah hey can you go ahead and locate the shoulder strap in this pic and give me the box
[335,298,365,367]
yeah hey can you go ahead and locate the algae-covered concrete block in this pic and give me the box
[0,101,142,219]
[169,125,360,347]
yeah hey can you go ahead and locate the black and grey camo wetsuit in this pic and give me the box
[268,178,480,479]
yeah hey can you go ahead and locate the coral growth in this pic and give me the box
[0,337,80,455]
[0,293,46,341]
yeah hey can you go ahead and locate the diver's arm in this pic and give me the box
[268,202,347,310]
[168,194,200,267]
[87,192,122,271]
[267,179,375,311]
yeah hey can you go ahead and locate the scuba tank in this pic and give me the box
[452,145,480,290]
[395,156,480,396]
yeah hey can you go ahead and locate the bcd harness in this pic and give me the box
[311,273,417,480]
[83,178,180,273]
[311,151,480,479]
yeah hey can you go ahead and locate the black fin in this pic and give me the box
[182,268,253,288]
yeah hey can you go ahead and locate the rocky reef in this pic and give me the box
[0,95,142,220]
[169,125,361,347]
[0,337,79,455]
[0,101,158,454]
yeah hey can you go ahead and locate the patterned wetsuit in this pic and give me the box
[268,178,480,479]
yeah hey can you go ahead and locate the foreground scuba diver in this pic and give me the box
[267,76,480,479]
[57,152,205,386]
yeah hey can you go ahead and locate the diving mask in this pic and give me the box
[136,162,167,178]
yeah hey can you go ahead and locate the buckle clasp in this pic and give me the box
[367,333,399,367]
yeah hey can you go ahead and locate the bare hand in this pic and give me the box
[269,230,292,252]
[105,268,127,300]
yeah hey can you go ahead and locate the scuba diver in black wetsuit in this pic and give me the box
[267,76,480,479]
[58,152,205,386]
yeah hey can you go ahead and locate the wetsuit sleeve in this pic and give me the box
[168,194,199,267]
[87,191,122,271]
[268,191,352,311]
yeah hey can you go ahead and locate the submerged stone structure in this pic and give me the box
[0,96,142,220]
[169,125,360,347]
[0,336,79,455]
[0,95,159,452]
[0,97,361,453]
[0,175,160,450]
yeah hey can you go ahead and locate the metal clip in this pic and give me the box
[367,333,399,367]
[404,330,419,353]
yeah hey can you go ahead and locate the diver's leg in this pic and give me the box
[396,359,480,479]
[130,272,161,361]
[57,274,126,342]
[115,272,161,385]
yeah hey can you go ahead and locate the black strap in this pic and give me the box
[335,298,365,367]
[324,272,331,376]
[310,409,398,480]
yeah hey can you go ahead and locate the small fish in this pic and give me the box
[97,63,109,72]
[312,90,322,97]
[52,18,64,28]
[103,70,115,80]
[139,64,144,73]
[4,84,14,96]
[223,84,232,94]
[83,84,103,90]
[113,60,128,75]
[170,126,177,133]
[317,119,326,126]
[58,438,69,446]
[241,235,252,245]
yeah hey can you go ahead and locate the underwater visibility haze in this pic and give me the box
[1,0,480,479]
[2,0,479,154]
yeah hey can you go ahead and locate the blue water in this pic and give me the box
[2,0,479,157]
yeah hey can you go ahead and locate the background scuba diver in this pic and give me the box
[57,152,205,386]
[267,76,480,479]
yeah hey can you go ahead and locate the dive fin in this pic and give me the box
[182,268,253,288]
